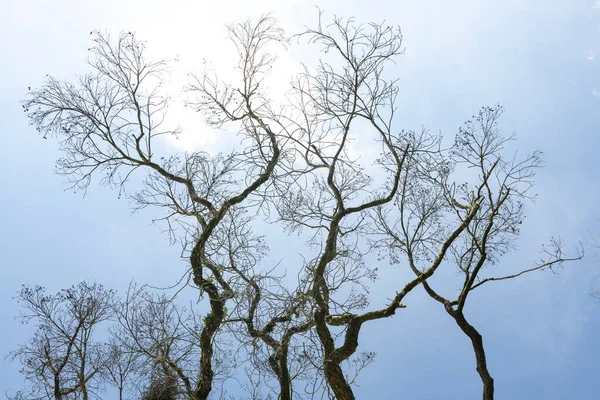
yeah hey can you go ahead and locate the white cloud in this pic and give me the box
[587,49,596,60]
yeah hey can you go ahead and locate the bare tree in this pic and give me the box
[8,283,115,400]
[105,335,142,400]
[268,15,433,399]
[113,284,226,400]
[226,266,315,400]
[24,15,287,399]
[21,12,583,400]
[269,16,582,400]
[370,106,583,400]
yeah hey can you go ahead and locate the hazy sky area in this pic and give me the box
[2,0,600,398]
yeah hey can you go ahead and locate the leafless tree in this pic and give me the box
[105,335,142,400]
[113,284,232,400]
[8,283,115,400]
[269,15,581,400]
[267,14,425,399]
[369,106,583,400]
[225,264,315,400]
[24,15,288,399]
[21,11,583,400]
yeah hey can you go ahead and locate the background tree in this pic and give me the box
[105,334,142,400]
[113,284,228,400]
[8,283,114,400]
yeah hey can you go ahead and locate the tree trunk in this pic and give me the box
[314,309,355,400]
[324,361,355,400]
[195,297,225,400]
[268,350,293,400]
[54,373,62,400]
[452,311,494,400]
[279,346,293,400]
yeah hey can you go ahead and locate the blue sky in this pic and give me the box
[1,0,600,398]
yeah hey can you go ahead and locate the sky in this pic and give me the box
[1,0,600,398]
